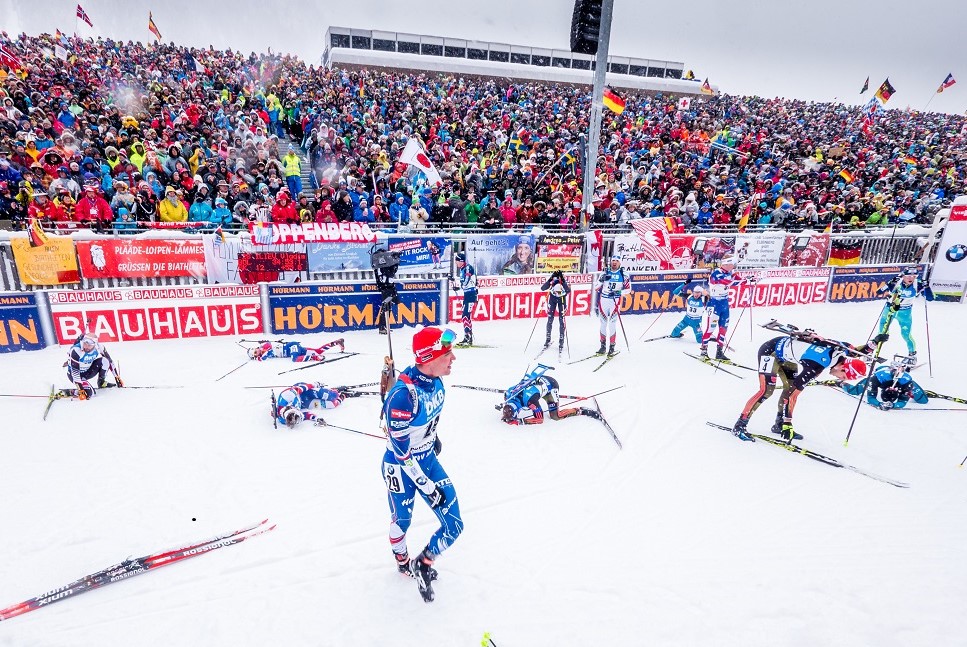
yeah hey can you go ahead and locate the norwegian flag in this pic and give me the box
[628,218,673,269]
[76,4,94,27]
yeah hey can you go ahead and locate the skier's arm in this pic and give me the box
[540,276,553,291]
[67,347,83,383]
[842,377,868,397]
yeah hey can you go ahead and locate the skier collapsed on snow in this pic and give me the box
[499,365,600,425]
[381,326,462,602]
[275,381,361,428]
[64,333,123,400]
[247,338,344,362]
[875,266,934,364]
[671,282,708,344]
[701,256,757,361]
[732,329,883,441]
[540,270,571,352]
[595,255,630,357]
[840,356,928,410]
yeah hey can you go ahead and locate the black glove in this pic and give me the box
[426,486,446,509]
[889,302,901,312]
[871,333,890,344]
[433,436,442,455]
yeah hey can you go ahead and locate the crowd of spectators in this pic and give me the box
[0,31,964,236]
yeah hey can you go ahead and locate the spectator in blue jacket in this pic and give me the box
[211,197,233,226]
[353,198,376,223]
[189,195,214,222]
[113,207,138,233]
[389,192,410,225]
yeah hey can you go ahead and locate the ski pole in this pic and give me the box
[523,316,540,354]
[0,393,55,398]
[215,360,249,382]
[960,455,967,468]
[615,306,631,352]
[315,419,386,440]
[844,305,897,446]
[276,352,359,375]
[638,311,665,340]
[559,384,627,406]
[712,305,747,377]
[924,296,934,379]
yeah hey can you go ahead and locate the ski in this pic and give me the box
[592,397,622,449]
[641,334,673,343]
[567,352,604,365]
[684,353,744,379]
[592,351,620,372]
[0,519,274,622]
[761,320,886,364]
[277,352,359,375]
[707,357,756,372]
[42,384,57,421]
[454,343,496,349]
[244,381,380,390]
[450,384,587,400]
[924,390,967,405]
[705,422,909,488]
[270,389,277,429]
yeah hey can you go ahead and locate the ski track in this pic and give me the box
[1,301,966,646]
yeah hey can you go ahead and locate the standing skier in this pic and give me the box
[450,252,478,346]
[875,266,933,364]
[731,329,881,441]
[595,255,631,357]
[540,270,571,352]
[381,327,462,602]
[701,256,754,361]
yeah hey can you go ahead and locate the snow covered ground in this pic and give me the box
[1,300,965,647]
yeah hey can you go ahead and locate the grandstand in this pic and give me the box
[322,27,711,95]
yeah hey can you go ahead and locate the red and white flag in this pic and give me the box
[76,4,94,27]
[399,138,442,186]
[0,44,24,70]
[628,218,673,269]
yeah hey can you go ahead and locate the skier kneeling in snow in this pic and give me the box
[499,365,600,425]
[64,334,123,400]
[275,381,360,428]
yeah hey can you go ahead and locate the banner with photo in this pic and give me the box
[76,239,206,279]
[385,235,452,273]
[535,234,583,273]
[465,233,536,276]
[10,237,80,285]
[682,235,736,269]
[779,232,831,267]
[306,242,372,273]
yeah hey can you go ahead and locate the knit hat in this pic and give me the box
[412,327,456,365]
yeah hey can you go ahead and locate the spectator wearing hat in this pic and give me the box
[271,189,299,224]
[75,184,114,230]
[114,207,138,233]
[159,186,188,223]
[211,197,233,227]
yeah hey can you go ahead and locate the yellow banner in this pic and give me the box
[11,237,80,285]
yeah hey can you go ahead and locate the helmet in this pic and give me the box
[839,357,867,381]
[691,285,706,296]
[247,347,259,359]
[881,386,901,403]
[282,406,303,428]
[454,252,466,263]
[501,402,519,423]
[80,334,97,348]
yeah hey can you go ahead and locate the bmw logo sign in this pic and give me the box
[946,244,967,262]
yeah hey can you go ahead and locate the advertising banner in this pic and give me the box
[827,264,913,303]
[465,233,536,276]
[930,202,967,300]
[237,251,307,284]
[47,285,261,344]
[0,292,46,352]
[386,235,452,273]
[306,242,372,273]
[684,235,736,269]
[10,237,80,285]
[249,221,377,245]
[621,271,711,315]
[76,239,206,279]
[268,281,442,333]
[611,233,664,272]
[732,267,832,307]
[535,234,583,273]
[733,232,785,269]
[448,273,596,323]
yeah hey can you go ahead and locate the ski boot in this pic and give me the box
[771,417,802,441]
[581,407,602,420]
[715,347,730,362]
[396,552,437,581]
[905,352,917,368]
[596,341,607,355]
[335,338,346,353]
[670,332,684,338]
[732,417,754,441]
[607,344,616,357]
[409,550,437,602]
[699,344,710,358]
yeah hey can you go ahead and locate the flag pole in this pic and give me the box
[923,91,938,112]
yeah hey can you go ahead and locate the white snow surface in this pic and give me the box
[1,300,966,646]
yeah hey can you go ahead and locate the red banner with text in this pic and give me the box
[76,239,207,279]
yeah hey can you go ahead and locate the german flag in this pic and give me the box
[28,218,49,248]
[148,12,162,41]
[839,169,855,183]
[602,88,626,114]
[701,78,714,95]
[827,238,862,266]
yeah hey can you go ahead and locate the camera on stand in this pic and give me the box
[371,244,401,334]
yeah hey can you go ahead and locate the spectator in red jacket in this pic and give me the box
[75,185,114,230]
[271,189,299,224]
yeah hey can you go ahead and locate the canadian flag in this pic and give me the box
[399,138,442,186]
